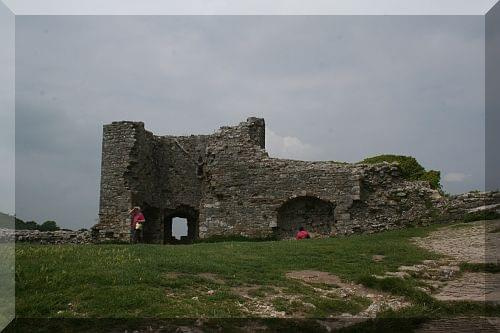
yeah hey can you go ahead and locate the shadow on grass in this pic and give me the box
[6,317,500,333]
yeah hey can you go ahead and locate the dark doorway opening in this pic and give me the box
[163,205,198,244]
[276,196,335,239]
[141,206,161,244]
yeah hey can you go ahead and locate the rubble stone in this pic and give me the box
[0,228,92,244]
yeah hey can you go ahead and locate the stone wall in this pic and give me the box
[94,117,500,243]
[349,163,444,234]
[438,191,500,222]
[96,122,139,241]
[0,229,14,243]
[199,120,363,238]
[95,121,211,243]
[0,229,92,244]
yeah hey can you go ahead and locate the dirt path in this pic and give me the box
[434,273,500,303]
[411,219,500,304]
[412,219,500,264]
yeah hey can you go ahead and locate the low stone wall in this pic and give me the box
[348,163,443,234]
[0,229,92,244]
[348,164,500,235]
[0,228,15,243]
[436,191,500,223]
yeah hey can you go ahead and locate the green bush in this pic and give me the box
[23,221,39,230]
[463,211,500,223]
[361,155,424,180]
[14,218,36,230]
[38,220,60,231]
[460,262,500,273]
[360,154,442,190]
[420,170,441,191]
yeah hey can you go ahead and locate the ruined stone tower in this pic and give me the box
[93,117,496,244]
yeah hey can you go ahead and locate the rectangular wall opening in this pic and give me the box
[172,217,188,241]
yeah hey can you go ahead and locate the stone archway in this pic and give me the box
[163,205,199,244]
[276,196,335,239]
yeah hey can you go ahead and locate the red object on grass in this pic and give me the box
[296,230,310,240]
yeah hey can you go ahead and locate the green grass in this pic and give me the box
[463,211,500,223]
[460,263,500,273]
[247,285,277,297]
[0,244,14,330]
[15,222,495,319]
[194,234,277,243]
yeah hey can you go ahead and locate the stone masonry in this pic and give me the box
[0,228,92,244]
[93,118,500,244]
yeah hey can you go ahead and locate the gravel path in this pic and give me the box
[412,220,500,304]
[412,219,500,264]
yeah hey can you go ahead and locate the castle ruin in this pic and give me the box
[93,118,499,243]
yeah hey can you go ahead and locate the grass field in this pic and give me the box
[15,223,499,322]
[0,244,14,331]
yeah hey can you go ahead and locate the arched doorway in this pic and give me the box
[276,196,335,239]
[163,205,198,244]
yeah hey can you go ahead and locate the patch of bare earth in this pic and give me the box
[226,270,409,319]
[197,273,226,284]
[409,219,500,304]
[285,270,410,318]
[230,285,288,318]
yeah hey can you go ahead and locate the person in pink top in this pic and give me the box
[128,206,145,243]
[296,226,311,240]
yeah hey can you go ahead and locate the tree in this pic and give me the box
[24,221,39,230]
[39,220,60,231]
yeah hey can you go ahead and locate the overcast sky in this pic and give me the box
[0,2,14,220]
[14,15,485,230]
[3,0,498,15]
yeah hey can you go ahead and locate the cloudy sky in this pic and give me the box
[14,15,485,230]
[0,2,14,220]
